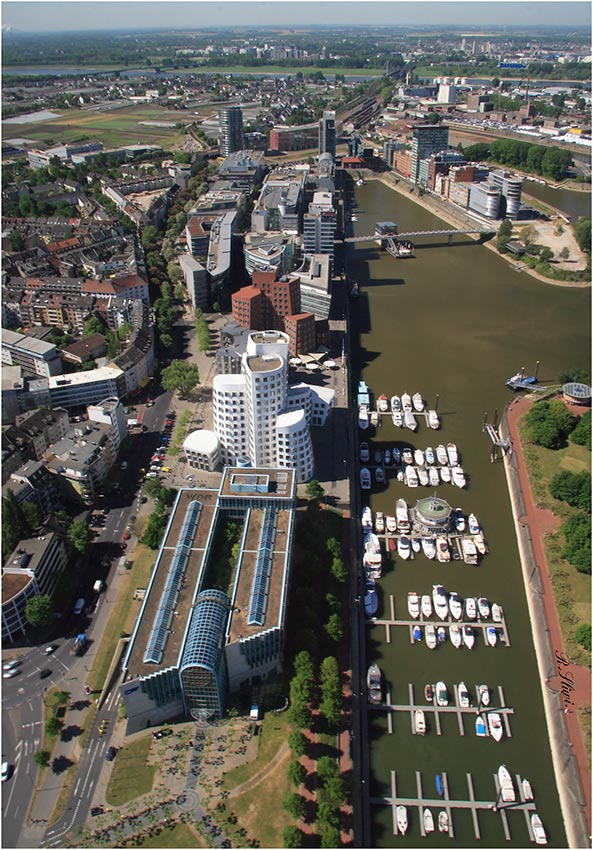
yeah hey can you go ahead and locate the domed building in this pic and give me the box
[183,430,220,471]
[412,496,453,535]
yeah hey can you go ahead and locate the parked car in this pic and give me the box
[105,746,117,761]
[1,762,10,782]
[90,807,104,817]
[3,669,19,679]
[3,659,21,671]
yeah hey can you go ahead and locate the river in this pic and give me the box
[349,178,590,848]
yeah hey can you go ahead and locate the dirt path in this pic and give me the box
[504,396,591,840]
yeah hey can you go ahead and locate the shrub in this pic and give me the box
[549,470,591,512]
[571,410,591,450]
[574,624,591,652]
[561,513,591,574]
[525,400,576,449]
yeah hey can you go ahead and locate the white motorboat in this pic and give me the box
[364,551,382,579]
[421,594,432,618]
[428,466,440,487]
[361,506,373,532]
[423,808,434,834]
[375,466,385,484]
[377,393,389,412]
[474,531,487,554]
[522,778,534,801]
[464,597,477,620]
[462,625,475,650]
[440,465,451,484]
[462,537,478,565]
[428,409,440,429]
[364,532,381,552]
[488,712,504,742]
[478,597,490,619]
[396,805,408,835]
[414,448,425,466]
[437,626,447,644]
[392,410,403,427]
[405,465,418,488]
[401,393,412,412]
[438,811,449,834]
[425,446,435,465]
[396,498,410,530]
[435,681,448,707]
[449,624,462,648]
[384,449,391,466]
[391,395,401,413]
[425,623,437,649]
[386,514,397,533]
[492,603,503,622]
[411,537,421,553]
[414,709,426,735]
[402,448,413,464]
[433,585,448,620]
[360,467,371,490]
[448,591,463,619]
[468,512,480,534]
[417,467,429,486]
[374,449,382,464]
[451,466,466,488]
[397,469,404,482]
[407,591,420,619]
[436,444,448,465]
[436,536,450,563]
[398,536,411,560]
[531,813,547,846]
[375,512,385,533]
[446,442,458,465]
[370,410,380,428]
[367,664,382,704]
[404,410,417,431]
[412,392,425,412]
[458,682,470,708]
[359,403,370,430]
[359,441,370,462]
[487,626,498,647]
[477,684,490,707]
[498,765,516,803]
[454,508,465,532]
[422,537,436,559]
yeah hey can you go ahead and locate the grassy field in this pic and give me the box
[2,104,189,149]
[519,418,591,668]
[105,735,156,806]
[135,822,206,848]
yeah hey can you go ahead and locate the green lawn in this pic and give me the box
[105,735,156,806]
[135,821,206,848]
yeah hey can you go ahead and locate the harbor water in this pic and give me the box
[520,181,592,221]
[349,179,590,848]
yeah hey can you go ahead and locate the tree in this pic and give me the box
[282,825,304,848]
[288,760,307,787]
[283,792,306,820]
[68,520,92,554]
[34,750,51,768]
[559,246,570,260]
[550,470,591,512]
[141,225,159,248]
[159,333,174,350]
[573,217,591,253]
[21,502,41,530]
[287,730,307,757]
[54,691,70,707]
[45,716,63,737]
[319,656,341,727]
[161,360,199,398]
[142,510,167,550]
[496,219,513,253]
[570,410,591,450]
[525,399,576,450]
[83,315,106,338]
[305,479,324,502]
[519,224,536,249]
[561,513,591,574]
[9,230,25,252]
[539,247,554,262]
[541,147,573,181]
[174,282,186,302]
[325,612,343,642]
[574,624,591,652]
[319,824,340,848]
[2,490,32,560]
[317,800,339,828]
[25,594,53,628]
[330,555,348,584]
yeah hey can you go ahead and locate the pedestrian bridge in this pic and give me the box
[342,227,496,244]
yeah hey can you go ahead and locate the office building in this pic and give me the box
[303,192,337,260]
[468,182,502,219]
[489,169,523,219]
[219,106,244,157]
[48,367,126,409]
[1,329,63,379]
[318,111,336,157]
[179,254,209,311]
[410,124,449,184]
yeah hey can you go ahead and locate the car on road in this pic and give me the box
[105,746,117,761]
[3,659,21,671]
[3,669,19,679]
[44,644,58,655]
[1,762,10,782]
[39,669,52,680]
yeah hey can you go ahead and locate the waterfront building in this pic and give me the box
[410,124,449,184]
[291,254,332,320]
[319,110,336,157]
[468,181,502,219]
[412,496,453,535]
[418,150,466,190]
[2,532,68,643]
[489,169,523,219]
[120,472,296,729]
[219,106,244,157]
[243,233,295,278]
[303,192,337,261]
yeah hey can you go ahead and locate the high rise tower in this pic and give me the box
[318,110,336,157]
[219,106,244,157]
[410,124,449,184]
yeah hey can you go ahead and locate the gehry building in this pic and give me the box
[212,331,333,483]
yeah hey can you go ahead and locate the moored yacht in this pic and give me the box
[405,465,418,487]
[359,404,370,430]
[414,448,425,466]
[392,410,403,427]
[361,506,373,532]
[404,410,417,431]
[375,511,385,533]
[446,442,458,465]
[464,597,477,620]
[360,467,371,490]
[425,446,435,465]
[414,709,426,735]
[398,535,412,560]
[436,444,448,465]
[367,664,383,704]
[498,765,516,803]
[377,393,389,412]
[448,591,463,619]
[428,466,440,487]
[435,681,448,706]
[396,805,408,835]
[417,466,429,486]
[401,392,412,412]
[425,623,437,649]
[422,537,436,559]
[488,712,504,742]
[462,625,475,650]
[421,594,432,618]
[440,465,451,484]
[452,466,466,488]
[449,623,462,648]
[468,512,480,534]
[428,409,440,429]
[396,498,410,530]
[462,537,478,565]
[458,682,470,708]
[386,514,397,533]
[478,597,490,619]
[402,448,413,464]
[359,441,370,462]
[436,536,450,563]
[487,626,498,647]
[432,585,448,620]
[407,591,420,619]
[391,395,401,412]
[412,392,425,412]
[531,813,547,846]
[454,508,465,532]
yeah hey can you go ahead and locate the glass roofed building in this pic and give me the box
[120,468,296,732]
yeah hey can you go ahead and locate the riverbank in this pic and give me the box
[365,171,591,289]
[501,398,591,846]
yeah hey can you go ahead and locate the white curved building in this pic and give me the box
[213,373,248,466]
[243,352,287,468]
[183,430,220,471]
[276,409,314,482]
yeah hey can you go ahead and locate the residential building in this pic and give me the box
[303,191,337,260]
[2,532,68,643]
[319,110,336,157]
[43,421,117,503]
[251,169,306,235]
[87,397,127,455]
[3,460,58,518]
[219,106,244,157]
[47,367,126,409]
[12,407,70,460]
[179,254,209,311]
[410,124,449,184]
[1,329,63,378]
[61,333,107,365]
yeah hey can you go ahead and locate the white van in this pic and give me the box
[146,472,159,478]
[73,598,85,615]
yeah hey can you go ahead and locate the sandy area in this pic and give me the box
[515,218,588,271]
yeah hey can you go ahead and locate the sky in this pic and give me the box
[1,1,591,33]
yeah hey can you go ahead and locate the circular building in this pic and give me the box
[562,382,592,406]
[412,496,453,535]
[183,430,220,471]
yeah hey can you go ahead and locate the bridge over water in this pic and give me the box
[342,227,496,244]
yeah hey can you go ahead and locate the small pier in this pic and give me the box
[377,770,536,840]
[482,411,512,460]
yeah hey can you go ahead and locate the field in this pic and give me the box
[105,735,156,806]
[1,104,190,149]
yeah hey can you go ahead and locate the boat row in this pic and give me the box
[409,586,504,624]
[395,804,449,836]
[411,619,476,650]
[359,442,460,468]
[401,463,466,488]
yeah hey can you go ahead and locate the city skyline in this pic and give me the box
[2,1,591,33]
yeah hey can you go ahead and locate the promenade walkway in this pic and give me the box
[503,396,591,846]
